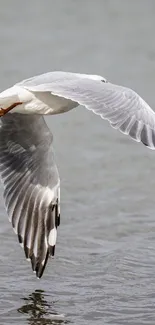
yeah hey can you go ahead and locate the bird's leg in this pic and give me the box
[0,102,23,117]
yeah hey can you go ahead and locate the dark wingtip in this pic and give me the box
[49,245,55,256]
[24,246,29,259]
[18,234,23,244]
[31,253,37,272]
[55,213,60,227]
[35,251,49,279]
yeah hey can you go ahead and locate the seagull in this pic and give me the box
[0,71,154,278]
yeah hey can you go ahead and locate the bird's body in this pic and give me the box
[0,72,104,115]
[0,84,78,115]
[0,70,154,278]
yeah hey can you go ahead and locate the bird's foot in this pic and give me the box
[0,107,6,117]
[0,102,23,117]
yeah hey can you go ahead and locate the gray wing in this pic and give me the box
[17,71,106,87]
[18,71,155,149]
[0,113,60,278]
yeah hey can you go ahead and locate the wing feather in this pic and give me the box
[0,113,60,278]
[18,71,155,149]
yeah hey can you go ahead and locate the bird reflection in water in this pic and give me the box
[18,289,70,325]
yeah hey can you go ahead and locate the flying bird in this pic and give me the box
[0,71,154,278]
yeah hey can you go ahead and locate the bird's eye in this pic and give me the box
[101,78,107,83]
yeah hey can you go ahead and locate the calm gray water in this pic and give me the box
[0,1,155,324]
